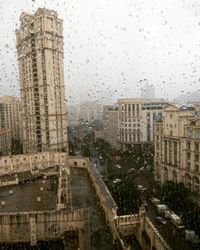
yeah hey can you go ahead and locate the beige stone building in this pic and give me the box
[154,104,200,196]
[16,8,68,153]
[102,105,120,149]
[118,98,168,150]
[0,96,21,155]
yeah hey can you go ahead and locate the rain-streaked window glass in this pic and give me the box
[0,0,200,249]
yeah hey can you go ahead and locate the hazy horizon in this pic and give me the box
[1,0,200,106]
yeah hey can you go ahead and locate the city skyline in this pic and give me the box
[1,0,200,105]
[0,4,200,249]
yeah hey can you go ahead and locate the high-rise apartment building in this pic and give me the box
[0,96,21,155]
[118,98,168,150]
[16,8,68,153]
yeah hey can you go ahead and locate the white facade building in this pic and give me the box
[118,98,168,150]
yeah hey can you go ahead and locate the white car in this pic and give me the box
[113,178,121,184]
[137,185,147,191]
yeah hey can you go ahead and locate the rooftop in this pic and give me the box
[0,176,58,213]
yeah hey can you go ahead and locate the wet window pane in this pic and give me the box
[0,1,200,249]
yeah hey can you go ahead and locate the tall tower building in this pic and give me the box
[16,8,68,153]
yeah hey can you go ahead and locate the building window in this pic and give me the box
[188,128,193,138]
[195,165,199,173]
[195,154,199,162]
[186,142,191,150]
[187,152,191,161]
[195,143,199,152]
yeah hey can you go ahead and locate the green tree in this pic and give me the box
[11,138,23,155]
[161,181,190,214]
[107,174,141,215]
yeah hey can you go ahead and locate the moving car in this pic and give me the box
[113,178,121,184]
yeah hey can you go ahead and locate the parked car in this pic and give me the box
[145,165,152,171]
[151,197,160,205]
[170,214,184,230]
[128,168,135,173]
[164,209,172,219]
[156,204,168,215]
[155,216,167,225]
[137,185,147,192]
[185,230,196,241]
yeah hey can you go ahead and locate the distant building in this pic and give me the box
[118,98,168,150]
[141,83,155,99]
[102,105,120,149]
[79,102,102,124]
[68,105,79,126]
[154,104,200,202]
[16,8,68,153]
[0,96,21,155]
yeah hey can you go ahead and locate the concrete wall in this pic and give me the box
[0,209,85,245]
[0,151,67,176]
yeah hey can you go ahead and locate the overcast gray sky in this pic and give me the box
[0,0,200,105]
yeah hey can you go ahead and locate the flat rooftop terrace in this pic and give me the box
[71,167,115,250]
[0,176,58,213]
